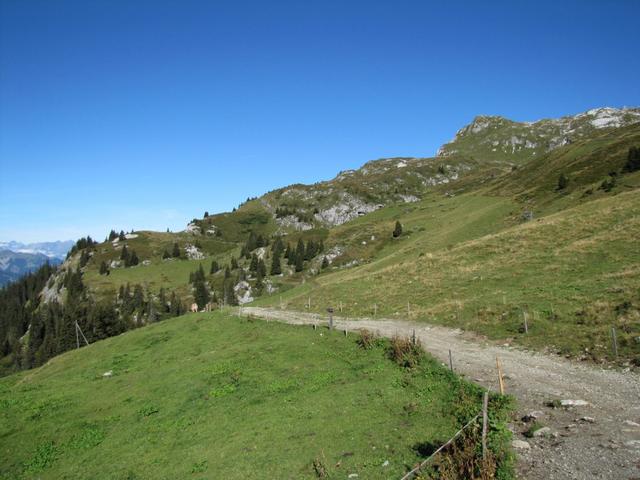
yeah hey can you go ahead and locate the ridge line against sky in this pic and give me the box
[1,0,639,243]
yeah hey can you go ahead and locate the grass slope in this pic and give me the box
[0,312,509,479]
[256,189,640,362]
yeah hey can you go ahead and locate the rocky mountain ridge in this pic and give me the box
[437,106,640,162]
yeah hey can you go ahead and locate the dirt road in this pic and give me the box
[240,307,640,480]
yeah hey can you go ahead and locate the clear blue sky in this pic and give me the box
[1,0,639,242]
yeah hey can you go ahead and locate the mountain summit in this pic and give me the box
[437,106,640,163]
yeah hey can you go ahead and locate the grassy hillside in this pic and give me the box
[0,312,511,479]
[255,186,640,362]
[33,113,640,368]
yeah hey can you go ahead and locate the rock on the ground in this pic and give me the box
[532,426,552,437]
[102,370,113,377]
[185,244,204,260]
[578,416,596,423]
[512,439,531,450]
[561,399,589,407]
[523,410,544,422]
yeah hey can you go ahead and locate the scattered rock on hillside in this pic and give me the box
[314,193,377,226]
[276,215,313,231]
[185,223,200,234]
[512,439,531,450]
[234,281,253,304]
[532,426,552,437]
[561,399,589,407]
[185,244,204,260]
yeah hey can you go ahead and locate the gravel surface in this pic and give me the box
[241,307,640,480]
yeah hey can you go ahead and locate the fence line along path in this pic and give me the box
[239,306,640,480]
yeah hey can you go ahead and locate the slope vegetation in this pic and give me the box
[0,312,511,479]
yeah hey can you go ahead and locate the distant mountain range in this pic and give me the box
[0,240,72,286]
[0,240,74,260]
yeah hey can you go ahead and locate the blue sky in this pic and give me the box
[1,0,639,243]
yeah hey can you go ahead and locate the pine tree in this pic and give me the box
[270,250,282,275]
[172,242,181,258]
[224,266,231,279]
[132,284,145,311]
[129,250,139,266]
[210,260,219,274]
[296,238,305,261]
[194,280,210,310]
[120,245,130,264]
[257,259,267,278]
[99,260,109,275]
[393,221,403,238]
[246,232,257,252]
[162,249,171,259]
[197,264,205,282]
[231,256,238,270]
[119,230,126,241]
[295,251,304,272]
[557,173,569,190]
[321,256,329,269]
[623,146,640,173]
[249,254,259,273]
[108,229,118,241]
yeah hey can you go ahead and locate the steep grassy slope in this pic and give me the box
[0,312,511,479]
[256,187,640,362]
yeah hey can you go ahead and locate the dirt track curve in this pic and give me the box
[240,307,640,480]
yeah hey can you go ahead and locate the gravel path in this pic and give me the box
[241,307,640,480]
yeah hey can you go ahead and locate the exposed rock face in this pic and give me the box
[314,193,377,226]
[234,281,253,304]
[276,215,313,231]
[184,244,204,260]
[184,223,200,234]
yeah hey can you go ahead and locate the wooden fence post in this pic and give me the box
[448,349,453,372]
[412,329,416,346]
[482,391,489,462]
[611,327,618,359]
[523,309,528,334]
[496,356,505,395]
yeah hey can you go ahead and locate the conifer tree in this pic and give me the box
[99,260,109,275]
[224,266,231,279]
[129,250,139,266]
[120,245,130,264]
[249,254,259,273]
[557,173,569,190]
[210,260,219,274]
[295,250,304,272]
[162,249,171,259]
[119,230,126,241]
[231,256,238,270]
[270,250,282,275]
[172,242,181,258]
[393,221,403,238]
[623,146,640,173]
[321,256,329,269]
[194,280,210,310]
[257,259,267,278]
